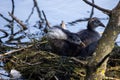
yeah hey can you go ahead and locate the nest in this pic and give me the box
[4,39,120,80]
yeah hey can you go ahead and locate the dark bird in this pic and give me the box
[77,17,105,46]
[46,26,84,56]
[46,18,105,57]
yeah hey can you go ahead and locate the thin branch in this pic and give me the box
[33,0,44,21]
[68,17,108,25]
[107,66,120,71]
[0,73,9,77]
[10,0,15,36]
[89,0,94,18]
[70,57,87,65]
[25,6,35,23]
[0,45,33,57]
[13,56,42,66]
[0,29,9,39]
[5,42,31,45]
[82,0,111,15]
[42,10,51,28]
[0,13,11,22]
[68,18,89,25]
[104,77,120,80]
[6,36,26,43]
[8,12,27,30]
[11,0,15,15]
[13,29,24,36]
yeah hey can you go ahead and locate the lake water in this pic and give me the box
[0,0,120,79]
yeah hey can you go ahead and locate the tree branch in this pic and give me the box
[42,10,51,28]
[83,0,111,15]
[25,6,35,23]
[0,29,9,39]
[0,45,33,57]
[11,0,15,15]
[89,0,94,18]
[33,0,44,21]
[0,13,11,22]
[8,12,27,30]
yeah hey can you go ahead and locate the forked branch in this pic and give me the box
[83,0,111,15]
[8,12,27,30]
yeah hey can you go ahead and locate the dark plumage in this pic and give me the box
[77,17,105,46]
[46,18,105,57]
[46,26,84,56]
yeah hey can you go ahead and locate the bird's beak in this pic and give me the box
[100,22,105,27]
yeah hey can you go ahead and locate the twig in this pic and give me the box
[12,56,42,66]
[8,12,27,30]
[0,13,11,22]
[0,29,9,38]
[68,17,108,25]
[0,45,33,57]
[25,6,35,23]
[89,0,94,18]
[104,77,120,80]
[107,66,120,71]
[42,10,51,28]
[10,0,15,35]
[70,57,87,65]
[0,73,9,77]
[11,0,15,15]
[68,18,89,25]
[82,0,111,15]
[33,0,43,21]
[5,42,31,45]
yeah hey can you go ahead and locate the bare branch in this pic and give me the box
[83,0,111,15]
[70,57,87,65]
[89,0,94,18]
[13,29,24,36]
[0,29,9,39]
[0,13,11,22]
[25,6,35,23]
[8,12,27,30]
[42,10,51,28]
[5,42,31,45]
[11,0,15,15]
[6,36,26,43]
[33,0,43,21]
[0,45,33,57]
[68,17,108,25]
[68,18,89,25]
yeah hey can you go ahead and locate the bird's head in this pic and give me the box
[87,17,105,30]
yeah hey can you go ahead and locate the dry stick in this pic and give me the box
[70,57,87,65]
[108,66,120,71]
[0,29,9,38]
[6,36,25,43]
[104,77,120,80]
[83,0,111,15]
[25,6,35,23]
[0,13,11,22]
[89,0,94,18]
[0,45,33,57]
[33,0,43,21]
[68,17,108,25]
[68,18,89,25]
[8,12,27,30]
[11,0,15,15]
[13,56,42,66]
[10,0,15,35]
[42,10,51,28]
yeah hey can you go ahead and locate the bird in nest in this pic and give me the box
[46,18,105,57]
